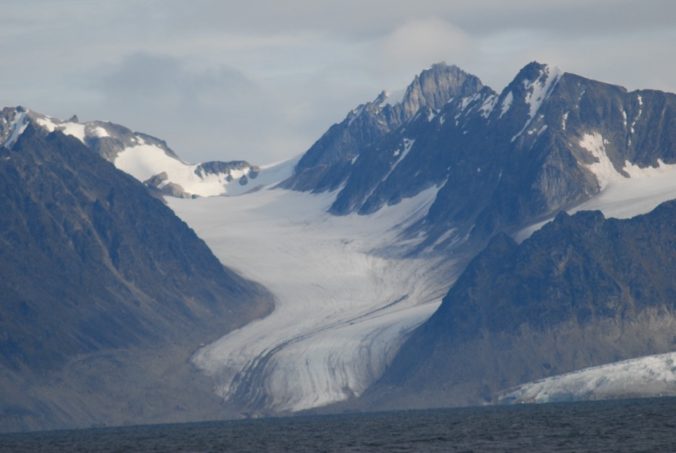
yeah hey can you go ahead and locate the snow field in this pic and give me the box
[115,145,297,197]
[516,132,676,241]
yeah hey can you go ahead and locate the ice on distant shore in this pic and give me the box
[501,352,676,404]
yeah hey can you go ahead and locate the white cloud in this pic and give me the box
[375,19,476,74]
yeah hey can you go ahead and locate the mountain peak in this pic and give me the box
[398,62,484,117]
[496,61,563,129]
[420,61,463,77]
[511,61,562,88]
[521,60,549,72]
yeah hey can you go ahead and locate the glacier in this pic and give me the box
[169,186,459,412]
[169,131,676,413]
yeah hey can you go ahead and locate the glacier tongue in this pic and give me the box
[169,187,458,412]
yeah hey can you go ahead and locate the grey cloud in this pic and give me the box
[96,53,254,104]
[0,1,674,164]
[153,0,676,39]
[88,53,293,162]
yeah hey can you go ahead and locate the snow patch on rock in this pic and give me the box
[479,94,497,118]
[561,111,569,131]
[524,65,562,120]
[499,91,513,118]
[579,132,616,190]
[2,111,28,148]
[630,94,643,134]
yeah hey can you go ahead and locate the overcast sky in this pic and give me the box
[1,0,674,163]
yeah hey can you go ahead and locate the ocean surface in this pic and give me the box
[2,398,676,452]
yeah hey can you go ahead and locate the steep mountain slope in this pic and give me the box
[0,126,272,432]
[0,106,290,198]
[366,200,676,409]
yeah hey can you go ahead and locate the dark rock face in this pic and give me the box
[365,200,676,409]
[194,160,254,178]
[283,62,676,254]
[0,126,272,431]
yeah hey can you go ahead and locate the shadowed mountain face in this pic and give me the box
[283,62,676,253]
[363,200,676,409]
[0,126,272,431]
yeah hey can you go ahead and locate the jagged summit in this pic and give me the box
[513,61,557,80]
[283,63,488,193]
[347,63,485,121]
[398,62,484,115]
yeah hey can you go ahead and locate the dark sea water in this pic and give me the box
[2,398,676,452]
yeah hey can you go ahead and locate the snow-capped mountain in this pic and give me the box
[170,62,676,415]
[0,106,294,198]
[283,62,676,255]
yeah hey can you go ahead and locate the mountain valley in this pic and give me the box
[1,60,675,430]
